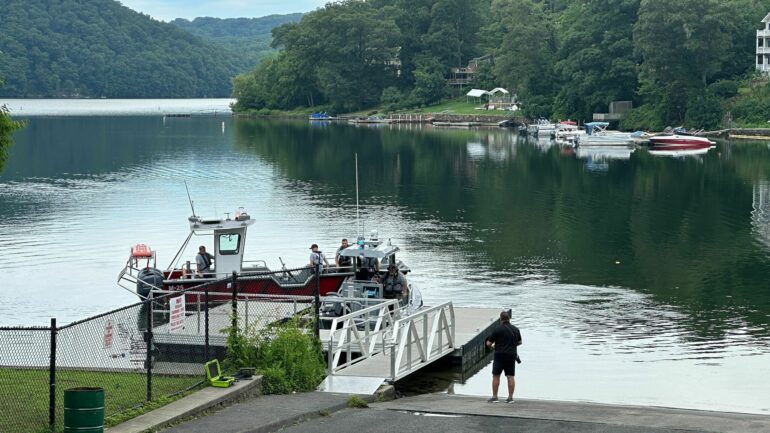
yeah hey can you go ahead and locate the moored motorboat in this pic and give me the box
[577,122,634,147]
[117,208,356,303]
[648,134,715,151]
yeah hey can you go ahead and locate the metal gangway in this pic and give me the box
[318,300,455,393]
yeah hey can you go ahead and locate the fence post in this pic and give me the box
[231,272,238,334]
[145,298,153,402]
[204,286,210,362]
[314,267,320,338]
[48,318,57,430]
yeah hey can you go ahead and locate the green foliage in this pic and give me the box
[685,89,724,130]
[410,55,448,106]
[231,0,770,128]
[620,104,665,131]
[170,15,303,74]
[0,0,291,97]
[225,318,325,394]
[0,104,24,172]
[346,395,370,408]
[729,81,770,126]
[470,62,497,91]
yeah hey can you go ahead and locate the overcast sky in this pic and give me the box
[119,0,328,21]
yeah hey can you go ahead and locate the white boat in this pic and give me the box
[526,118,556,137]
[577,122,634,147]
[554,121,585,144]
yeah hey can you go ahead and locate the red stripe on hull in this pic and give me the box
[163,274,350,305]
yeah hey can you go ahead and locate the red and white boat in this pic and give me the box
[117,208,411,305]
[648,134,715,151]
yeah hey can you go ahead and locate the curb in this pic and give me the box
[107,376,262,433]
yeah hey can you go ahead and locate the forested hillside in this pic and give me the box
[171,15,303,73]
[233,0,770,129]
[0,0,241,97]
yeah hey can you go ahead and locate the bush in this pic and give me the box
[620,104,665,131]
[225,317,326,394]
[685,89,723,130]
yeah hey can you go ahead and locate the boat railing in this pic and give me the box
[327,299,402,375]
[388,301,455,381]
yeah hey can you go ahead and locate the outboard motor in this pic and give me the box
[136,267,164,299]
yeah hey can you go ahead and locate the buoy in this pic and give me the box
[221,121,225,133]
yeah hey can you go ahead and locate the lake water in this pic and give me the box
[1,100,770,414]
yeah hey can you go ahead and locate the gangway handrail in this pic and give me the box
[327,299,401,375]
[389,301,455,381]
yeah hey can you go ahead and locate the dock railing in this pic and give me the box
[327,299,401,375]
[389,302,455,381]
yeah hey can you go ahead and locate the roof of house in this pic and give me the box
[488,87,509,95]
[763,12,770,23]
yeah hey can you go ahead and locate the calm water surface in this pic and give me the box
[1,101,770,413]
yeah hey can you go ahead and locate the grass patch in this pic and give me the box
[0,368,203,433]
[346,395,369,408]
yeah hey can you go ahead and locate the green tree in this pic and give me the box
[488,0,558,118]
[552,0,639,120]
[410,55,448,105]
[0,77,24,171]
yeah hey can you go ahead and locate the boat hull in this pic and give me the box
[160,271,352,304]
[648,135,715,151]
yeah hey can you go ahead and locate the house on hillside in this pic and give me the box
[448,55,493,88]
[757,12,770,75]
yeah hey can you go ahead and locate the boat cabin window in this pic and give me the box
[217,233,241,255]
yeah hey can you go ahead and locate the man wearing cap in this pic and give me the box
[308,244,329,274]
[485,311,522,403]
[381,264,407,299]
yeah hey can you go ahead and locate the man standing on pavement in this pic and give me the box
[485,310,522,403]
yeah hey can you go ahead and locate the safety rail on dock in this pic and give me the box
[327,299,402,375]
[389,301,455,380]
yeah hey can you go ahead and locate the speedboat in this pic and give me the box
[648,134,715,151]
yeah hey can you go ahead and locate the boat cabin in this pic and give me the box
[183,211,256,278]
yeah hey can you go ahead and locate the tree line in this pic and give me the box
[233,0,770,129]
[0,0,296,98]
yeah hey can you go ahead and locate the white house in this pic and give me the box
[757,12,770,74]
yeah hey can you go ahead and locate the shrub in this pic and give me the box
[347,395,369,408]
[225,317,326,394]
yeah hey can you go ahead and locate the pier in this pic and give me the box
[149,295,501,394]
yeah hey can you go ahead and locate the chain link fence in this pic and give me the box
[0,269,320,433]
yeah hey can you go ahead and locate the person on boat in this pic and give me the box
[196,245,215,278]
[381,264,407,299]
[309,244,329,274]
[485,311,522,404]
[335,238,352,268]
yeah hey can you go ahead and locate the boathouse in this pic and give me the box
[757,12,770,74]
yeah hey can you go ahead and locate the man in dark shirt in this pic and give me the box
[485,310,522,403]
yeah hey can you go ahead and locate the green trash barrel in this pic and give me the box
[64,387,104,433]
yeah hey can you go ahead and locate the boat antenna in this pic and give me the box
[355,153,361,236]
[184,180,197,217]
